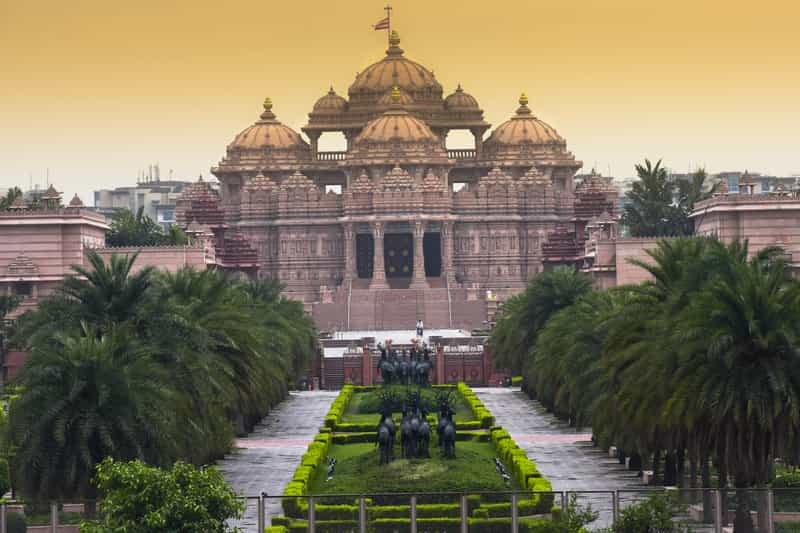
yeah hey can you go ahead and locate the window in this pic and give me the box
[452,182,468,193]
[12,282,33,299]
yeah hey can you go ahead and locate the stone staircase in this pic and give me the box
[311,279,489,331]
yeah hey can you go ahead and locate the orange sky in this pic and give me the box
[1,0,798,203]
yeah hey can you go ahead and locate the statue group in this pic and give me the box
[376,390,457,464]
[377,340,432,387]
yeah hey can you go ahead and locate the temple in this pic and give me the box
[175,31,618,330]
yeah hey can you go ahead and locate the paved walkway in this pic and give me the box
[218,390,338,531]
[474,387,647,529]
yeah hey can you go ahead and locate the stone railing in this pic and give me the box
[448,149,477,160]
[315,151,347,161]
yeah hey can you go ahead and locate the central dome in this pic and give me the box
[355,88,438,144]
[349,31,442,101]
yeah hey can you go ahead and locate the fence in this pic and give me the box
[4,488,799,532]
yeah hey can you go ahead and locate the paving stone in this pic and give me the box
[219,390,338,531]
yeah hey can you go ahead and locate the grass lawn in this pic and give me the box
[341,388,476,425]
[309,441,519,495]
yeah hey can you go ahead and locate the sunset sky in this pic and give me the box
[1,0,798,203]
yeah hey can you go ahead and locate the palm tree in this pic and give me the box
[621,159,678,237]
[106,207,187,247]
[491,266,591,376]
[9,327,176,502]
[672,246,800,532]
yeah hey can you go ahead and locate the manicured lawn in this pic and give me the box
[309,441,519,495]
[341,387,476,425]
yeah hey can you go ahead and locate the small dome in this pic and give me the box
[229,98,309,151]
[444,84,479,111]
[378,86,414,106]
[485,93,564,146]
[349,31,442,98]
[313,87,348,114]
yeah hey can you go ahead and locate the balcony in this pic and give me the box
[316,151,347,161]
[448,149,477,160]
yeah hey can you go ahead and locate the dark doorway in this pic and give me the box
[424,233,442,277]
[384,233,413,278]
[356,234,373,278]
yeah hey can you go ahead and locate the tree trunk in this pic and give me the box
[629,453,643,472]
[701,456,713,523]
[718,459,729,526]
[733,475,755,533]
[665,451,677,486]
[653,449,661,485]
[676,448,686,489]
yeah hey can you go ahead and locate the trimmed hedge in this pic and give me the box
[264,526,287,533]
[324,384,354,429]
[334,419,483,433]
[271,515,291,527]
[458,382,495,428]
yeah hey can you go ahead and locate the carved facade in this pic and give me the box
[176,31,617,304]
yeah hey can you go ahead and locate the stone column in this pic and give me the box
[441,221,456,285]
[471,128,484,158]
[370,221,388,289]
[343,223,356,280]
[410,221,428,289]
[308,131,321,160]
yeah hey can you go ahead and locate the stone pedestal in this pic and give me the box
[409,221,428,289]
[370,222,388,289]
[436,343,446,385]
[362,345,373,386]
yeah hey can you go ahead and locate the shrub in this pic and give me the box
[264,527,288,533]
[6,513,26,533]
[79,458,243,533]
[0,458,10,497]
[610,493,690,533]
[271,515,291,527]
[511,376,523,386]
[332,432,375,444]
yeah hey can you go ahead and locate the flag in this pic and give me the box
[373,17,390,30]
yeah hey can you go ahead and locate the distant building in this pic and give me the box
[94,165,193,229]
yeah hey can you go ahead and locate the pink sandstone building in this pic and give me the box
[173,32,619,331]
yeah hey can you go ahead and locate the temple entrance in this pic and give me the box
[356,234,373,279]
[384,233,413,278]
[424,232,442,277]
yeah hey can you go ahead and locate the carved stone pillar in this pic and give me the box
[471,128,484,158]
[370,222,388,289]
[343,223,356,281]
[308,131,321,160]
[441,221,456,284]
[410,221,428,289]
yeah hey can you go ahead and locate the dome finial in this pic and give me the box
[389,30,400,47]
[456,83,463,92]
[516,93,532,115]
[390,85,401,105]
[260,97,276,120]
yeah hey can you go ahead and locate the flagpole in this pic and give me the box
[385,4,392,45]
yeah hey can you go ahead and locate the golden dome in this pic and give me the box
[312,87,348,114]
[229,98,309,151]
[444,84,479,110]
[355,106,438,144]
[349,32,442,97]
[485,93,564,146]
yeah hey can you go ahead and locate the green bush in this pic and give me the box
[287,520,358,532]
[264,526,288,533]
[79,458,243,533]
[271,515,291,526]
[369,503,462,519]
[610,493,690,533]
[773,470,800,511]
[0,458,11,497]
[324,385,354,428]
[6,513,26,533]
[511,376,523,386]
[314,504,358,520]
[332,432,375,444]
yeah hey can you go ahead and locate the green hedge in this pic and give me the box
[271,515,291,527]
[332,432,375,444]
[264,526,288,533]
[511,376,523,386]
[458,382,495,428]
[324,384,354,429]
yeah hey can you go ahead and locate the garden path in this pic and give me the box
[218,390,338,532]
[474,387,648,529]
